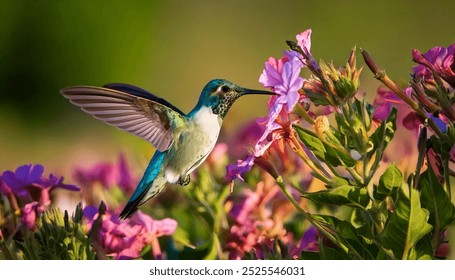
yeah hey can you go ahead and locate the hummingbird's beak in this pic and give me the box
[241,88,276,96]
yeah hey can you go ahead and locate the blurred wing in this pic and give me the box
[60,85,186,152]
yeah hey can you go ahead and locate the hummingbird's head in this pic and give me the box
[197,79,275,119]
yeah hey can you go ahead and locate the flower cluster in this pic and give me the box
[83,203,177,259]
[226,30,310,184]
[225,29,454,260]
[1,164,79,230]
[0,157,178,260]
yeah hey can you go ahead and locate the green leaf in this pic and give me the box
[312,215,376,259]
[177,233,220,260]
[374,163,403,200]
[381,187,433,259]
[294,125,356,167]
[419,168,455,230]
[294,125,326,159]
[324,144,357,167]
[326,176,350,189]
[408,235,433,260]
[300,250,322,260]
[303,89,331,106]
[318,243,352,260]
[303,185,371,209]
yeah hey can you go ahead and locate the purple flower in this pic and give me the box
[259,54,304,113]
[226,31,310,184]
[1,164,45,198]
[402,112,448,133]
[1,164,79,230]
[1,164,79,204]
[413,44,455,87]
[295,226,319,253]
[226,155,255,182]
[372,87,405,121]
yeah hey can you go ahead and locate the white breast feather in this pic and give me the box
[192,106,222,144]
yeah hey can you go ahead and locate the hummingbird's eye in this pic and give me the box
[221,85,230,93]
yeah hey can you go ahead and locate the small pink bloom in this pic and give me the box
[21,202,39,230]
[296,29,312,55]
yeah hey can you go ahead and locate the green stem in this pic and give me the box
[294,102,315,125]
[442,153,452,200]
[288,134,332,185]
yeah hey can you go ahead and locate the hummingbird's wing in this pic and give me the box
[60,85,186,152]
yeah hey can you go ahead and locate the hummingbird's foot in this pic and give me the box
[179,175,190,186]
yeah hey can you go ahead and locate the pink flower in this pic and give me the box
[74,154,137,193]
[21,202,39,230]
[413,44,455,87]
[296,29,312,56]
[84,205,143,259]
[225,181,294,259]
[372,87,405,121]
[259,54,304,114]
[132,211,177,240]
[226,30,311,184]
[83,205,177,260]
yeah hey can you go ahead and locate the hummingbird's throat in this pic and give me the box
[212,92,242,118]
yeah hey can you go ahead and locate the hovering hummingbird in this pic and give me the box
[60,79,274,218]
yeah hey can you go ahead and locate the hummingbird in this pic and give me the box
[60,79,274,218]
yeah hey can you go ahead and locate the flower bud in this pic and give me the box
[313,115,330,139]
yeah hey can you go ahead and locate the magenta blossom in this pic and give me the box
[83,205,177,260]
[74,154,136,193]
[372,87,405,121]
[296,29,312,55]
[226,30,311,184]
[131,211,178,241]
[21,202,39,230]
[83,205,144,260]
[402,112,448,133]
[226,155,255,183]
[259,54,304,117]
[413,43,455,86]
[293,226,319,255]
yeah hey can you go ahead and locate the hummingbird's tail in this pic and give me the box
[119,151,167,219]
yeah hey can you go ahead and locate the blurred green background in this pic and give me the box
[1,0,454,175]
